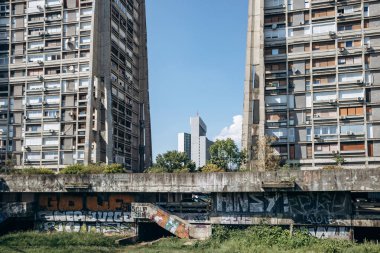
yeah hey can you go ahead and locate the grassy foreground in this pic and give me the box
[1,226,380,253]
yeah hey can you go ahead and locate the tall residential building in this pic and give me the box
[190,115,213,168]
[177,132,191,159]
[242,0,380,169]
[0,0,152,172]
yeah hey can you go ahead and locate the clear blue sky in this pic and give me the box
[146,0,248,160]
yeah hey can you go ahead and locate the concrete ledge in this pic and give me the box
[0,168,379,193]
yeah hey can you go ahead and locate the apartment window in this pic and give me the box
[313,75,335,85]
[81,8,93,16]
[27,83,43,91]
[45,110,59,118]
[45,96,60,104]
[29,41,44,49]
[26,152,41,160]
[45,53,61,61]
[43,137,58,146]
[27,96,42,105]
[45,67,60,75]
[28,69,43,76]
[266,128,288,141]
[25,137,42,146]
[314,91,336,102]
[345,41,353,47]
[341,142,365,151]
[364,4,369,17]
[338,22,360,32]
[80,36,90,44]
[315,144,338,153]
[341,125,364,134]
[46,0,61,6]
[313,58,335,68]
[27,110,43,119]
[312,23,335,34]
[312,41,335,51]
[43,152,58,160]
[314,110,337,118]
[315,126,337,136]
[272,49,279,55]
[79,64,90,72]
[79,79,89,87]
[338,56,362,65]
[339,89,364,100]
[338,72,362,83]
[45,81,60,89]
[43,123,60,131]
[26,125,41,132]
[340,107,363,116]
[28,54,44,62]
[46,26,61,34]
[80,22,91,30]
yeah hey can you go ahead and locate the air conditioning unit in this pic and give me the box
[55,114,60,119]
[357,97,364,101]
[329,31,336,38]
[39,31,45,36]
[23,145,30,150]
[346,131,354,135]
[272,24,278,30]
[338,13,344,17]
[329,99,336,104]
[42,87,46,91]
[340,115,347,120]
[68,66,75,73]
[281,4,286,7]
[37,75,44,81]
[314,134,320,139]
[332,150,339,154]
[70,36,76,42]
[23,115,29,120]
[37,46,44,51]
[365,43,371,50]
[366,82,373,86]
[69,111,75,116]
[37,60,44,65]
[314,114,320,118]
[357,79,363,84]
[24,159,29,163]
[305,120,310,125]
[49,129,55,133]
[339,47,345,52]
[37,5,44,11]
[61,132,65,135]
[26,102,31,107]
[42,101,47,105]
[299,21,304,25]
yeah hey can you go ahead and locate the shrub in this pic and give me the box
[322,165,343,170]
[201,164,225,173]
[145,166,168,173]
[60,164,86,174]
[21,167,55,175]
[104,164,124,174]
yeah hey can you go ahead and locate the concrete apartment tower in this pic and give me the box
[242,0,380,169]
[0,0,152,172]
[190,115,213,168]
[177,132,191,159]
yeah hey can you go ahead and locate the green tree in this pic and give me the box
[155,151,196,173]
[209,138,246,171]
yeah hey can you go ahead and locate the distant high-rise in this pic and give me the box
[190,116,213,168]
[0,0,152,171]
[242,0,380,169]
[178,132,191,159]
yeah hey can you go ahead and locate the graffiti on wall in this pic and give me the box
[36,222,136,235]
[35,194,135,235]
[214,192,350,224]
[131,203,190,239]
[300,226,351,240]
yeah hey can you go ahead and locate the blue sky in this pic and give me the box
[145,0,248,159]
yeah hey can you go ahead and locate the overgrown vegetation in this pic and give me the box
[60,163,124,174]
[209,138,246,171]
[0,163,124,175]
[145,151,196,173]
[0,231,124,253]
[129,225,380,253]
[1,226,380,253]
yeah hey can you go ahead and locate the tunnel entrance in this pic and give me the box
[137,222,173,241]
[354,227,380,243]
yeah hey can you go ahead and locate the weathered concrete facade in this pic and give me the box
[0,0,152,171]
[242,0,380,169]
[0,170,380,240]
[1,169,380,193]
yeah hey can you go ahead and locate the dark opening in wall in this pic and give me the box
[137,222,173,242]
[354,227,380,243]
